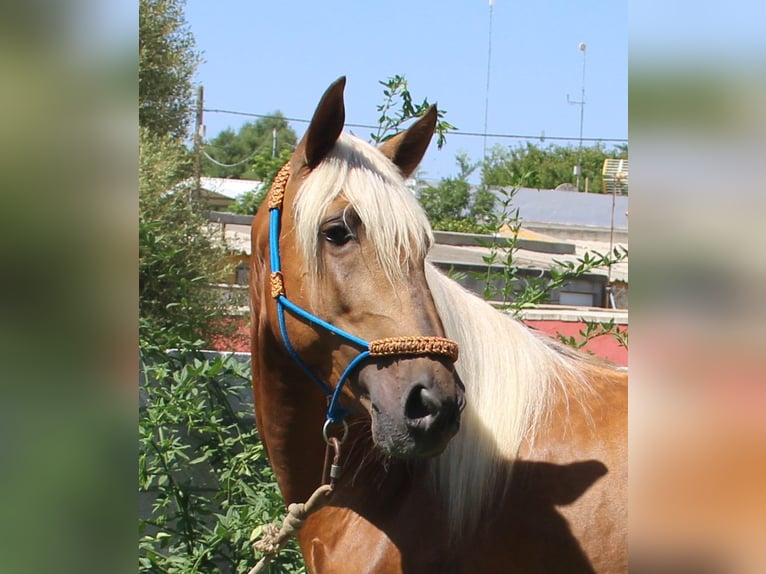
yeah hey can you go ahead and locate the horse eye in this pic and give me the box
[322,224,354,246]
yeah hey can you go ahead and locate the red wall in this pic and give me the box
[524,319,627,367]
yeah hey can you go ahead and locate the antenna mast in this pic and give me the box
[567,43,587,191]
[482,0,495,160]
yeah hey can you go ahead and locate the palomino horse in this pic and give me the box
[249,77,627,573]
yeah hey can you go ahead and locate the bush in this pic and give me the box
[139,127,289,570]
[139,127,237,348]
[138,347,306,573]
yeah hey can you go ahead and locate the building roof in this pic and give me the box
[427,238,628,282]
[497,186,628,229]
[199,177,263,201]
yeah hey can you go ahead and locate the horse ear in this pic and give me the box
[378,105,437,178]
[298,76,347,169]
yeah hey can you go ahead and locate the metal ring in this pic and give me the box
[322,419,349,445]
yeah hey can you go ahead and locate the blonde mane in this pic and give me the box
[425,265,597,538]
[291,131,599,539]
[293,133,432,284]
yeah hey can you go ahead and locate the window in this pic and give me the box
[559,291,594,307]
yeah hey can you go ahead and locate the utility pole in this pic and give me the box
[272,126,278,158]
[192,85,204,203]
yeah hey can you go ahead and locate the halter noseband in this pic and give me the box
[266,162,459,429]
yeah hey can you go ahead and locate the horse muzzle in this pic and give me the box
[361,360,466,459]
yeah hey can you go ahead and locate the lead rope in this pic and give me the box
[247,439,343,574]
[247,484,333,574]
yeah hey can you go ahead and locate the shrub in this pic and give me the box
[139,127,237,348]
[138,348,306,573]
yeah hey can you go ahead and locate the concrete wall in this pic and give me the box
[524,221,628,244]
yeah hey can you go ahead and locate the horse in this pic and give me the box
[249,77,627,573]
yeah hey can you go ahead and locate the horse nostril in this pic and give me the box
[404,384,440,420]
[404,384,441,422]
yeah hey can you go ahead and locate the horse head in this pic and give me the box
[251,77,464,459]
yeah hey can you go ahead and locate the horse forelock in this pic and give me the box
[424,264,598,541]
[293,133,433,284]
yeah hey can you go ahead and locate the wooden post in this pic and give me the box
[192,85,204,204]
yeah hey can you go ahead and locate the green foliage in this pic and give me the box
[139,127,236,348]
[512,247,629,311]
[139,347,306,573]
[419,177,470,221]
[481,142,628,193]
[417,152,496,233]
[371,75,456,150]
[228,147,293,215]
[202,114,297,180]
[470,186,497,222]
[556,318,629,351]
[139,0,200,139]
[426,217,495,234]
[139,0,229,347]
[475,183,524,304]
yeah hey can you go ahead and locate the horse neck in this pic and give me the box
[252,334,392,504]
[252,342,329,503]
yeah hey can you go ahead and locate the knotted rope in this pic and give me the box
[369,336,459,363]
[270,271,285,299]
[266,163,291,210]
[247,484,334,574]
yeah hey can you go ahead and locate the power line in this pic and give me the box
[202,107,628,144]
[204,108,312,123]
[201,147,260,168]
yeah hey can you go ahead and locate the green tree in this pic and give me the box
[139,0,199,139]
[481,142,627,193]
[417,152,495,233]
[419,177,470,221]
[470,187,497,222]
[139,0,242,348]
[139,127,235,348]
[202,114,297,179]
[228,147,294,214]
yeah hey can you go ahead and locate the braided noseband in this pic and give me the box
[266,162,459,425]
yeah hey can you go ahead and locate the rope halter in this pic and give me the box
[266,162,459,429]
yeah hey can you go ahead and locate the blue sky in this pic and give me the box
[185,0,627,181]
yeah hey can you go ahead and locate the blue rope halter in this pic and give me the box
[265,163,459,433]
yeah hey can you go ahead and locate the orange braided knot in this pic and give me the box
[270,272,285,299]
[369,337,459,363]
[267,163,291,210]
